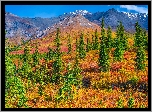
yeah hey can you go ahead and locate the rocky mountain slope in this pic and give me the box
[84,8,148,32]
[5,8,148,39]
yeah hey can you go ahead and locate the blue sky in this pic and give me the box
[5,5,148,18]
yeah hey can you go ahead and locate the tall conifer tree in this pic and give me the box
[101,18,106,43]
[52,28,63,84]
[134,23,147,70]
[107,26,112,52]
[92,35,95,50]
[134,22,146,48]
[99,18,110,72]
[114,21,124,61]
[32,44,39,67]
[78,33,86,59]
[68,34,72,54]
[136,46,146,70]
[94,29,99,50]
[86,37,91,52]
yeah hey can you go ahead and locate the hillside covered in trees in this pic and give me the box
[5,18,148,108]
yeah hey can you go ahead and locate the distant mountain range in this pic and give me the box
[5,8,148,39]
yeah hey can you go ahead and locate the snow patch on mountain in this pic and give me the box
[68,10,92,16]
[122,11,148,19]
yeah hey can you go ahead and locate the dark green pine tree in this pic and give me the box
[57,53,82,101]
[78,33,86,59]
[142,30,148,50]
[91,35,95,50]
[114,39,124,61]
[54,28,61,54]
[23,45,30,63]
[86,37,91,52]
[99,18,110,72]
[134,22,148,51]
[73,52,82,80]
[119,21,127,50]
[21,46,32,78]
[134,22,142,48]
[101,18,106,43]
[114,21,124,61]
[136,46,146,70]
[46,46,54,62]
[32,44,39,67]
[99,42,110,72]
[123,33,128,50]
[94,29,99,50]
[52,28,63,84]
[107,26,112,52]
[134,23,147,71]
[67,34,72,54]
[100,18,108,50]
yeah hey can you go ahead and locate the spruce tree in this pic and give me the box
[92,35,95,50]
[67,34,72,54]
[78,33,86,59]
[101,18,106,43]
[52,28,63,84]
[136,46,146,70]
[134,24,147,71]
[114,39,124,61]
[46,46,54,62]
[114,21,124,61]
[73,53,81,77]
[119,21,127,50]
[56,52,82,101]
[19,45,33,78]
[73,52,82,87]
[107,26,112,52]
[32,44,39,67]
[94,29,99,50]
[142,30,148,50]
[123,33,128,50]
[23,45,30,63]
[99,18,110,72]
[99,42,110,72]
[86,37,91,52]
[134,22,142,48]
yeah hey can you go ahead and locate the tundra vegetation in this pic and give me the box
[5,19,148,108]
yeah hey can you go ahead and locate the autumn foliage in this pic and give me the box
[5,20,148,108]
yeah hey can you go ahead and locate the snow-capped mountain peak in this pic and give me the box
[122,11,148,20]
[5,8,148,39]
[68,10,92,16]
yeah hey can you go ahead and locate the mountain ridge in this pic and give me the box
[5,8,148,39]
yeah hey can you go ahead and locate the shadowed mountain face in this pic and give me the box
[84,8,148,32]
[5,12,37,38]
[5,8,148,39]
